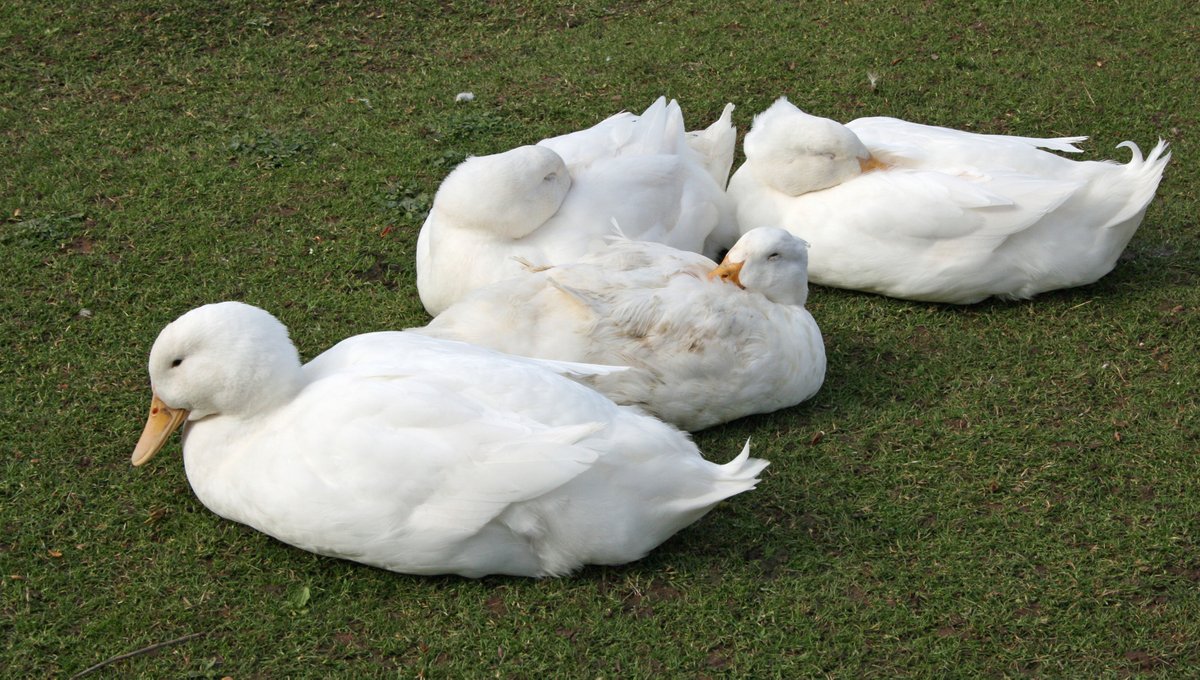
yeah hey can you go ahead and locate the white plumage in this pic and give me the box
[727,97,1171,303]
[416,97,737,315]
[130,302,766,578]
[419,227,825,432]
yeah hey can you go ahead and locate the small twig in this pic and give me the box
[70,631,209,679]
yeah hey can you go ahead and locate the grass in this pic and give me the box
[2,0,1198,676]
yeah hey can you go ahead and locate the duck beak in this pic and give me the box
[858,154,890,173]
[707,260,745,289]
[132,393,189,466]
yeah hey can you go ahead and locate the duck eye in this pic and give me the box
[171,358,183,368]
[767,253,780,261]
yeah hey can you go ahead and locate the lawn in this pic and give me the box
[2,1,1198,676]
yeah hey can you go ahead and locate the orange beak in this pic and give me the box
[131,393,189,466]
[707,259,745,289]
[858,154,890,173]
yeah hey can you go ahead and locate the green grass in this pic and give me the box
[2,0,1198,676]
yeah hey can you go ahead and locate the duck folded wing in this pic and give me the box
[210,374,593,577]
[850,116,1089,165]
[806,168,1084,244]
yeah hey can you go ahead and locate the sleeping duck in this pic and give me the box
[130,302,767,578]
[418,227,825,431]
[726,97,1171,303]
[416,97,737,315]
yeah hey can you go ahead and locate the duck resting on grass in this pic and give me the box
[726,97,1171,303]
[130,302,766,578]
[416,97,737,316]
[418,227,825,432]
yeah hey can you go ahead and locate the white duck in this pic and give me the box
[727,97,1171,303]
[131,302,766,578]
[416,97,737,316]
[418,227,825,432]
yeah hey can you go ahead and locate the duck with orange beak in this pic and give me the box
[419,227,824,431]
[130,301,768,578]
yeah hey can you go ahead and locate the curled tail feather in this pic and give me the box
[1117,138,1171,170]
[718,439,770,484]
[1088,139,1171,236]
[664,439,769,516]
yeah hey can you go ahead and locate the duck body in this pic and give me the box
[419,228,825,431]
[728,97,1171,303]
[133,302,767,578]
[416,98,737,316]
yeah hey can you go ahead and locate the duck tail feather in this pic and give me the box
[719,438,770,483]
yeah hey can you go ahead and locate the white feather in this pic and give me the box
[133,302,766,578]
[416,97,737,315]
[726,97,1171,303]
[418,228,826,431]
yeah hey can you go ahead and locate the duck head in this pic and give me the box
[432,145,572,240]
[708,227,811,307]
[132,302,303,466]
[744,97,878,196]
